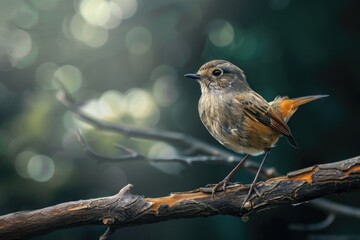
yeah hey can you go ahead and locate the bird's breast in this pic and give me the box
[198,93,280,155]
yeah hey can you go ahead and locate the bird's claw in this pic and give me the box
[211,178,233,197]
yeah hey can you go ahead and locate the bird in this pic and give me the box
[184,59,328,205]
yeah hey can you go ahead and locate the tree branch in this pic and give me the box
[55,80,229,156]
[75,130,277,177]
[1,156,359,240]
[55,80,277,178]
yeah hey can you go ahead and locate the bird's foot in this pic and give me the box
[200,181,242,195]
[242,182,257,208]
[210,177,234,197]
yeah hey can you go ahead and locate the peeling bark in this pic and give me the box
[0,156,359,240]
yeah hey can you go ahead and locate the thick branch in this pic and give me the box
[1,156,359,240]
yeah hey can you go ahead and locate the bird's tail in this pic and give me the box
[273,95,328,121]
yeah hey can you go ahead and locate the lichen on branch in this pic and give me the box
[1,156,359,240]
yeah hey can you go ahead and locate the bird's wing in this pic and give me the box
[234,93,298,148]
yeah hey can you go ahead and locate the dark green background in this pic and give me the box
[0,0,359,239]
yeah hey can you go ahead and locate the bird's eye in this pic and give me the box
[212,69,223,77]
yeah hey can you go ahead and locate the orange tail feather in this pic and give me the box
[278,95,328,121]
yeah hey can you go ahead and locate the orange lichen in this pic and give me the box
[285,163,360,184]
[287,167,319,184]
[344,164,360,175]
[145,164,360,214]
[146,191,207,214]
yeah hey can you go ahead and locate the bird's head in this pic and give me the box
[185,60,250,93]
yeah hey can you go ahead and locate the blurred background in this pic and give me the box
[0,0,359,239]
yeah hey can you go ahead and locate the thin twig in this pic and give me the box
[308,198,360,219]
[56,81,229,157]
[99,227,116,240]
[288,213,336,231]
[55,79,264,165]
[75,130,276,177]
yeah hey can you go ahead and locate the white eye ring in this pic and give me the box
[212,68,223,77]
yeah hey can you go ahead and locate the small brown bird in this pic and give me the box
[185,60,327,204]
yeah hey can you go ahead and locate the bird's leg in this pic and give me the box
[212,154,250,196]
[242,149,271,205]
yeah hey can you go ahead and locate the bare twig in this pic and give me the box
[288,213,336,231]
[76,130,141,161]
[56,81,229,157]
[75,130,277,177]
[308,198,360,219]
[1,156,359,240]
[55,79,277,176]
[99,227,116,240]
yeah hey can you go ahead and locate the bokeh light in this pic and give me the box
[8,30,32,62]
[69,13,109,47]
[80,0,112,27]
[150,64,178,81]
[13,40,38,69]
[27,155,55,182]
[36,62,59,90]
[15,151,36,179]
[150,64,179,107]
[79,0,122,30]
[125,88,158,120]
[13,2,39,29]
[153,76,179,107]
[78,0,137,30]
[208,20,235,47]
[78,99,102,118]
[125,26,152,55]
[0,28,34,70]
[66,102,97,131]
[63,111,79,133]
[113,0,137,19]
[98,90,127,119]
[54,65,83,93]
[71,87,161,128]
[148,142,184,174]
[75,0,138,33]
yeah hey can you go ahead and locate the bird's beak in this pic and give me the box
[184,73,201,80]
